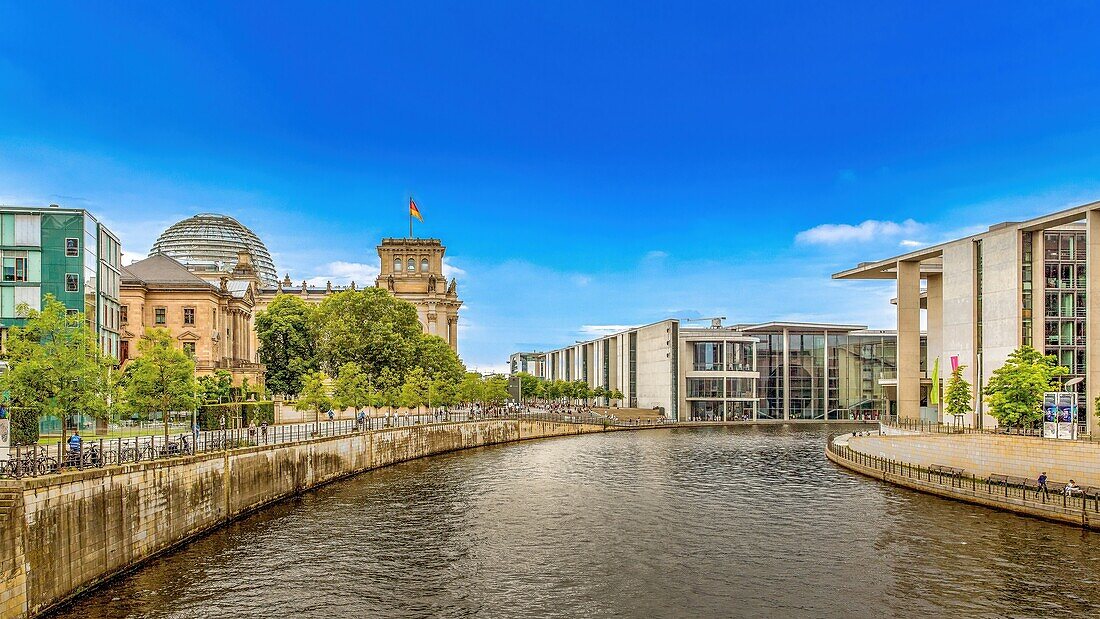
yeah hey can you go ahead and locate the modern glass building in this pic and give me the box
[0,205,122,359]
[515,319,907,422]
[150,213,278,287]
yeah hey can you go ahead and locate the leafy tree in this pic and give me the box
[515,372,540,400]
[333,362,371,412]
[593,385,609,403]
[122,328,198,439]
[197,370,233,404]
[415,334,465,384]
[944,365,973,427]
[572,380,591,405]
[296,370,333,434]
[255,294,316,396]
[399,367,430,412]
[376,366,403,411]
[609,388,624,407]
[484,375,511,405]
[457,372,485,405]
[313,288,422,379]
[984,346,1067,428]
[1,296,113,446]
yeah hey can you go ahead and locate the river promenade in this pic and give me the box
[827,424,1100,530]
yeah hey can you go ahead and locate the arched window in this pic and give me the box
[393,257,402,273]
[407,258,415,272]
[421,257,429,272]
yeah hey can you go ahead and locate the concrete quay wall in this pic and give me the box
[848,432,1100,486]
[0,419,612,619]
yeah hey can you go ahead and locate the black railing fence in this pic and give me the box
[0,410,672,479]
[827,438,1100,514]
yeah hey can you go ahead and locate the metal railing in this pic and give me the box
[0,410,673,479]
[827,438,1100,514]
[884,418,1100,442]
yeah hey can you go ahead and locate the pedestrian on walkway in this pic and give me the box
[261,421,269,444]
[68,431,82,465]
[248,419,257,443]
[1038,472,1048,494]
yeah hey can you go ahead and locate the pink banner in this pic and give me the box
[950,355,959,371]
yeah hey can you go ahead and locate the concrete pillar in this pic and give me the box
[897,260,922,421]
[926,273,943,417]
[782,328,790,420]
[1033,234,1046,351]
[1087,210,1100,435]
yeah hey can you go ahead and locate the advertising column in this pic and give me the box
[1043,392,1078,440]
[0,405,9,462]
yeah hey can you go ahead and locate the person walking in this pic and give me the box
[260,421,269,444]
[248,419,257,443]
[1038,472,1048,494]
[192,421,200,452]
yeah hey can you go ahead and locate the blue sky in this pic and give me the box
[4,2,1100,370]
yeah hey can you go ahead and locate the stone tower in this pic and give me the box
[375,238,462,351]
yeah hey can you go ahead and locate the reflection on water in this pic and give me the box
[52,425,1100,618]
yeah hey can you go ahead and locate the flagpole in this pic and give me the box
[409,196,413,239]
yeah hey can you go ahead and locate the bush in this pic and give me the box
[198,401,274,430]
[9,407,39,445]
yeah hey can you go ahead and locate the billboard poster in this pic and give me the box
[0,405,8,462]
[1043,392,1077,440]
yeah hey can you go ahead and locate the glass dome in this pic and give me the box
[149,213,278,286]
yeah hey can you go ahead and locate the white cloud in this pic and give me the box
[442,256,466,280]
[899,239,925,248]
[645,250,668,259]
[796,219,925,245]
[572,275,592,286]
[121,251,145,266]
[304,259,379,286]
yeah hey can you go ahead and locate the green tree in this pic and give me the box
[515,372,540,400]
[121,328,198,439]
[296,370,333,435]
[1,296,113,446]
[593,385,609,404]
[456,372,485,405]
[984,346,1068,428]
[572,380,591,406]
[376,366,403,411]
[399,367,430,412]
[944,365,973,427]
[484,375,511,405]
[313,288,423,378]
[609,388,624,407]
[255,294,316,396]
[197,370,233,404]
[333,362,371,412]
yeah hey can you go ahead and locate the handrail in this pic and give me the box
[827,436,1100,516]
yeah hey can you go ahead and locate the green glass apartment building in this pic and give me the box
[0,205,123,359]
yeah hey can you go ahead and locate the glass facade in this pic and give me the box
[150,213,278,286]
[685,337,757,421]
[1043,229,1087,431]
[746,328,899,422]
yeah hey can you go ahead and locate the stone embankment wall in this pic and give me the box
[849,432,1100,486]
[0,419,611,619]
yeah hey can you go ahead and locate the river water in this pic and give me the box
[52,425,1100,618]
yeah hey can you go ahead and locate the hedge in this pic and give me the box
[198,401,275,430]
[9,407,39,445]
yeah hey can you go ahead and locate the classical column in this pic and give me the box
[1087,210,1100,435]
[897,260,922,421]
[926,273,943,417]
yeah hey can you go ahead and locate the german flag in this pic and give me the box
[410,198,424,222]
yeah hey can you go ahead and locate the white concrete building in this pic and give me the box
[835,199,1100,433]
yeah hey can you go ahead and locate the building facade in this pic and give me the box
[374,238,462,351]
[0,205,122,359]
[517,320,903,422]
[120,254,263,386]
[834,199,1100,434]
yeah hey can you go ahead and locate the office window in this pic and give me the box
[65,273,79,292]
[154,307,166,325]
[65,238,79,257]
[182,341,196,357]
[120,305,128,324]
[3,257,26,282]
[66,309,79,316]
[183,307,195,325]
